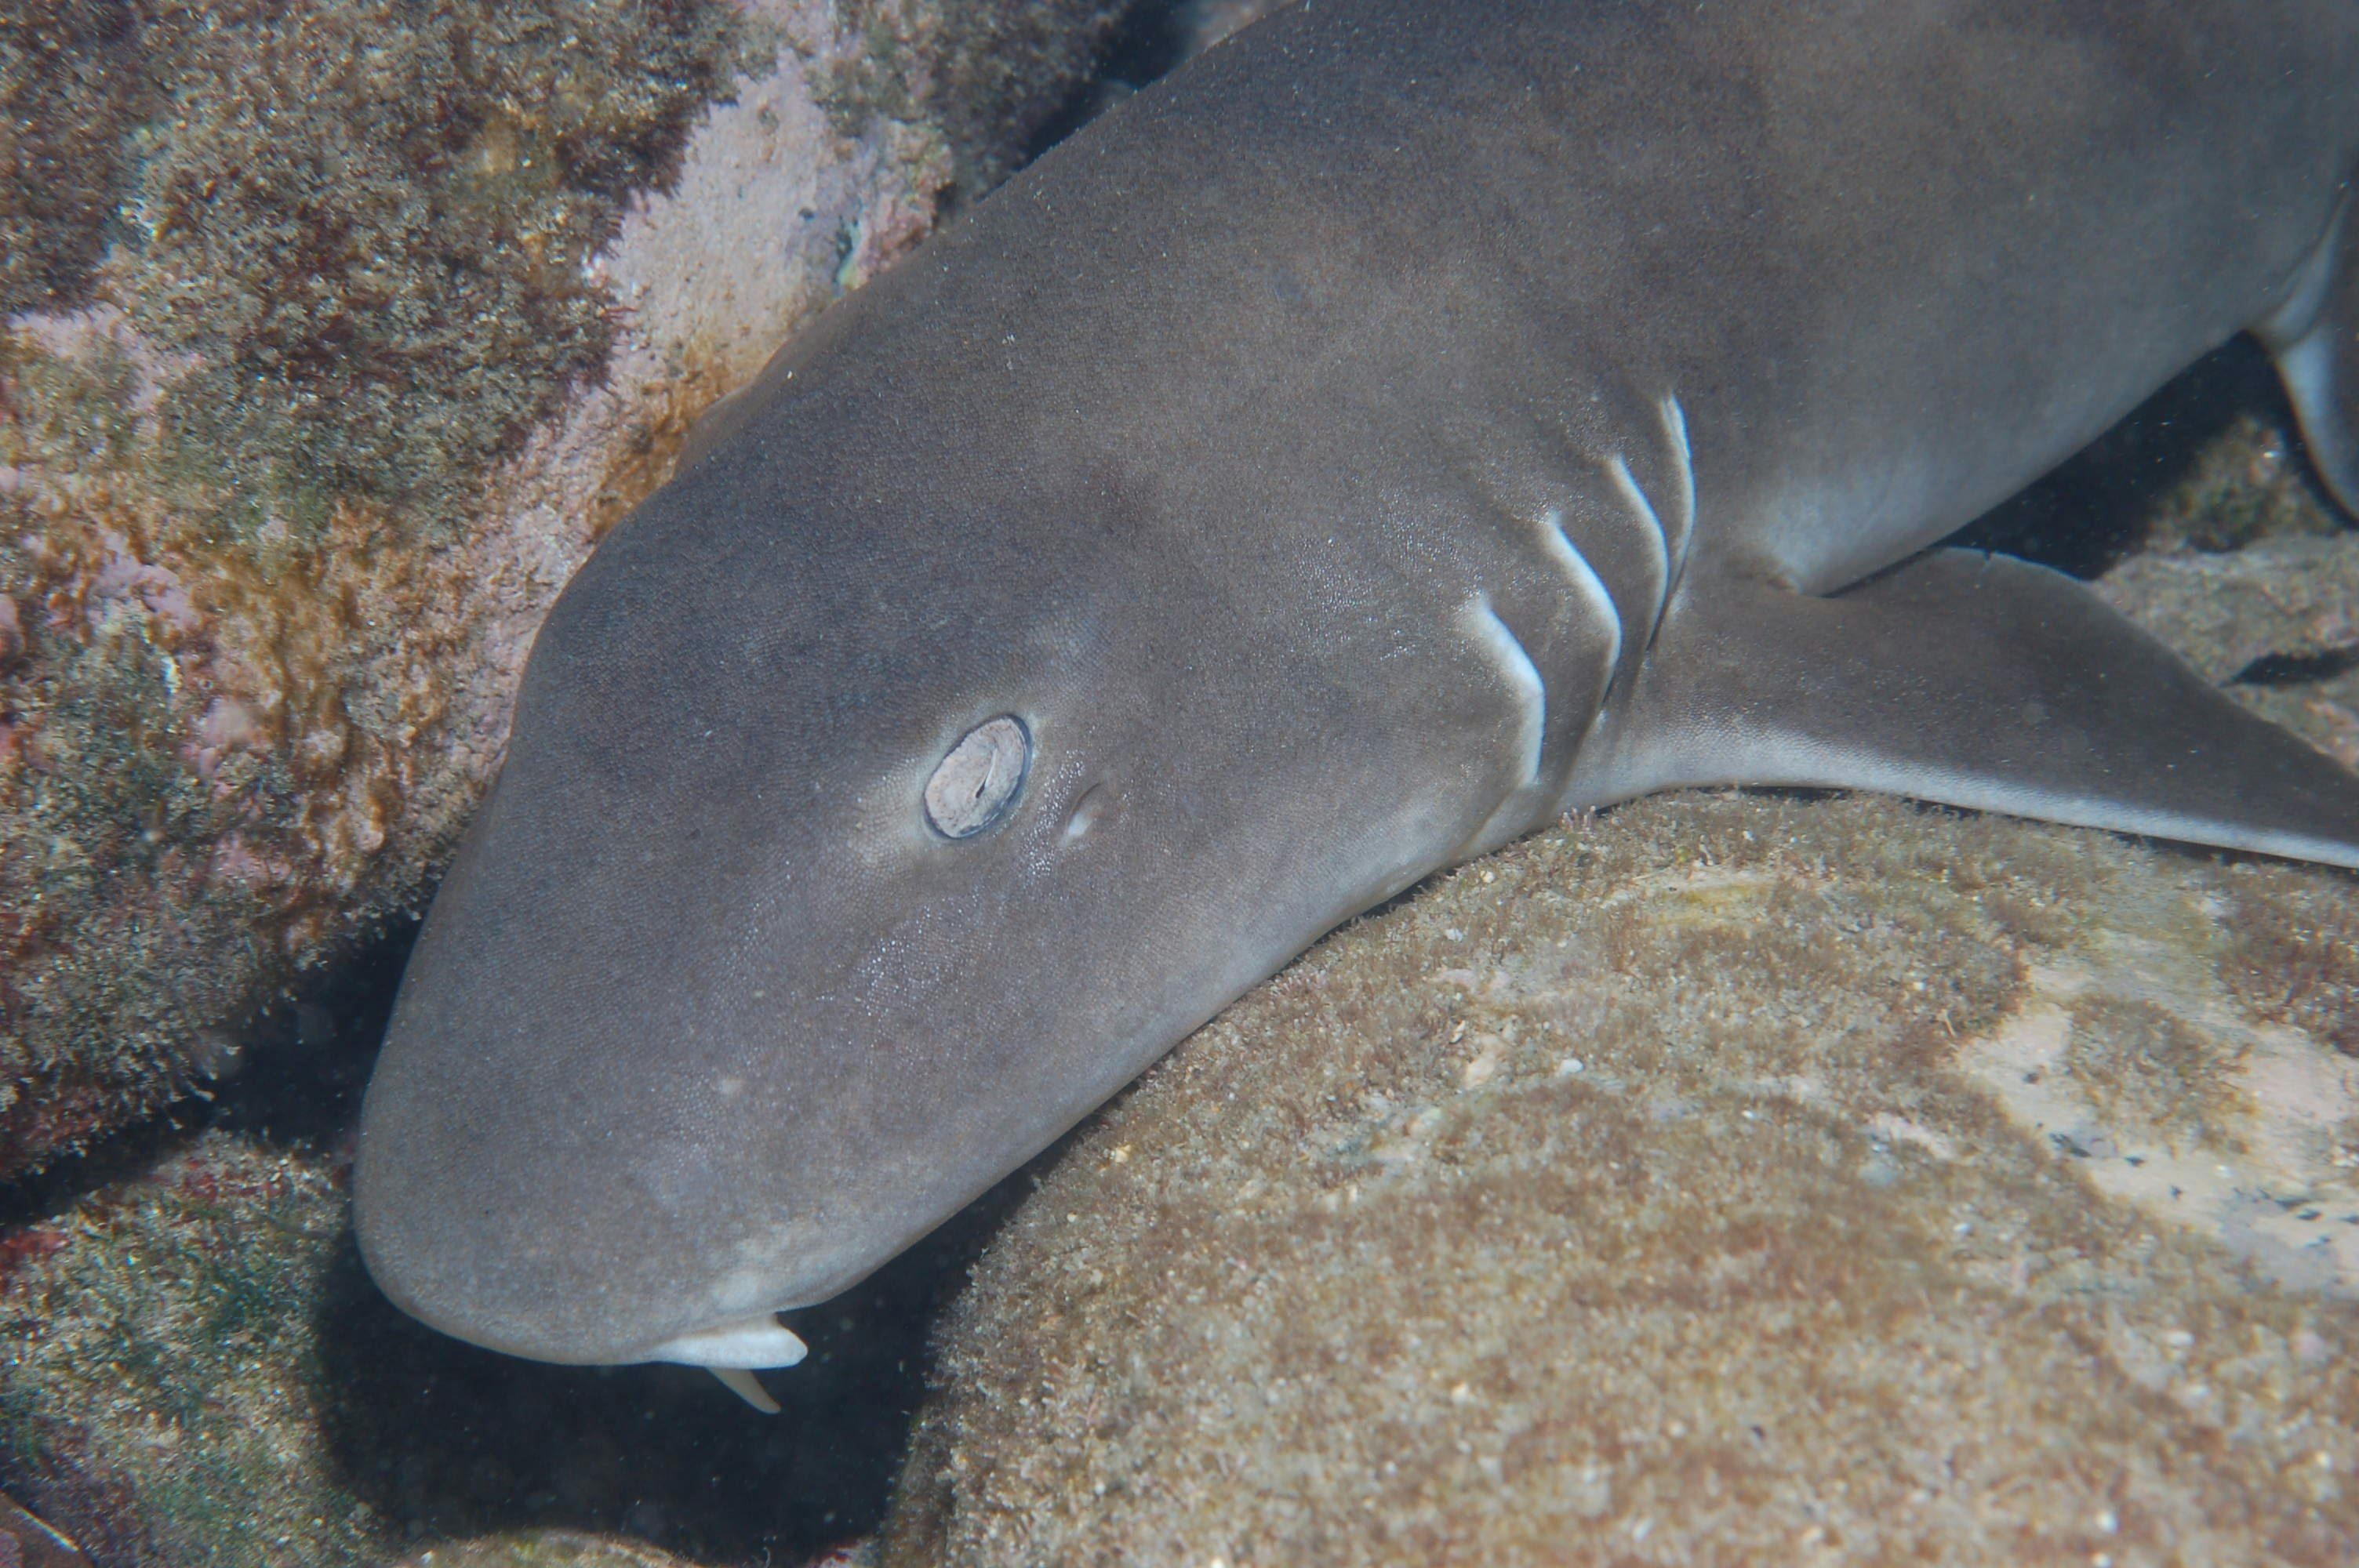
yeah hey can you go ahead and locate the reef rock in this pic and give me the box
[0,1134,373,1566]
[0,1112,958,1567]
[0,0,1148,1177]
[880,402,2359,1565]
[385,1530,714,1568]
[882,795,2359,1566]
[2099,536,2359,771]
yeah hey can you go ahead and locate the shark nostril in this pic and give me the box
[1063,781,1114,841]
[925,715,1030,837]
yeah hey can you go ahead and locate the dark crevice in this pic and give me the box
[1009,0,1200,173]
[1954,337,2321,579]
[311,1133,1056,1564]
[2232,645,2359,688]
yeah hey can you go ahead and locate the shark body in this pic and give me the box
[354,0,2359,1403]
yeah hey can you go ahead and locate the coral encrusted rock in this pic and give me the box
[0,1114,965,1566]
[881,792,2359,1567]
[0,0,1150,1178]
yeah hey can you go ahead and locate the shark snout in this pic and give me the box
[353,1090,819,1391]
[357,1160,810,1412]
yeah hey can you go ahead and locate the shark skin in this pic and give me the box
[353,0,2359,1403]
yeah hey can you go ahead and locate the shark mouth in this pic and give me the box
[643,1313,809,1414]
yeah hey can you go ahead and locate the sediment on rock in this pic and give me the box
[881,791,2359,1567]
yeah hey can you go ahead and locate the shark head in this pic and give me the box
[351,402,1528,1396]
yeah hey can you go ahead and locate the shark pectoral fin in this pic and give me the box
[2256,194,2359,515]
[1576,548,2359,870]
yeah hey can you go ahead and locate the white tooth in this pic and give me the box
[709,1365,783,1414]
[643,1313,809,1369]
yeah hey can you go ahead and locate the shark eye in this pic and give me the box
[925,715,1030,838]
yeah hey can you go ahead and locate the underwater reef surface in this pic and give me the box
[0,0,1154,1178]
[385,1538,707,1568]
[0,1094,995,1567]
[881,815,2359,1566]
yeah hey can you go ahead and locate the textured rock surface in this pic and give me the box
[2103,535,2359,686]
[0,1103,984,1566]
[0,1134,366,1566]
[2099,537,2359,770]
[880,383,2359,1564]
[881,793,2359,1567]
[382,1528,723,1567]
[0,0,1147,1178]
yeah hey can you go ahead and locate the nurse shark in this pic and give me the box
[354,0,2359,1409]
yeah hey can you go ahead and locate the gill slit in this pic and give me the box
[1603,392,1697,651]
[1536,506,1623,711]
[1456,593,1546,793]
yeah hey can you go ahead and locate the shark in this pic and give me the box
[354,0,2359,1410]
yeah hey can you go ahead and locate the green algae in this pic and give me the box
[11,0,772,532]
[0,333,147,472]
[0,343,283,1163]
[0,0,768,1177]
[113,0,765,535]
[0,1135,377,1568]
[0,1,151,318]
[0,477,279,1163]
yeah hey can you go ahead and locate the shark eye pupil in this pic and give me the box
[925,716,1030,838]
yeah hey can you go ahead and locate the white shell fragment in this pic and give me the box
[925,715,1031,837]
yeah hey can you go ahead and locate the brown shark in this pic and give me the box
[354,0,2359,1409]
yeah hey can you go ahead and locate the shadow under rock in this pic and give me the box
[1956,334,2313,578]
[1004,0,1197,179]
[161,917,1033,1563]
[311,1163,1028,1565]
[209,927,416,1156]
